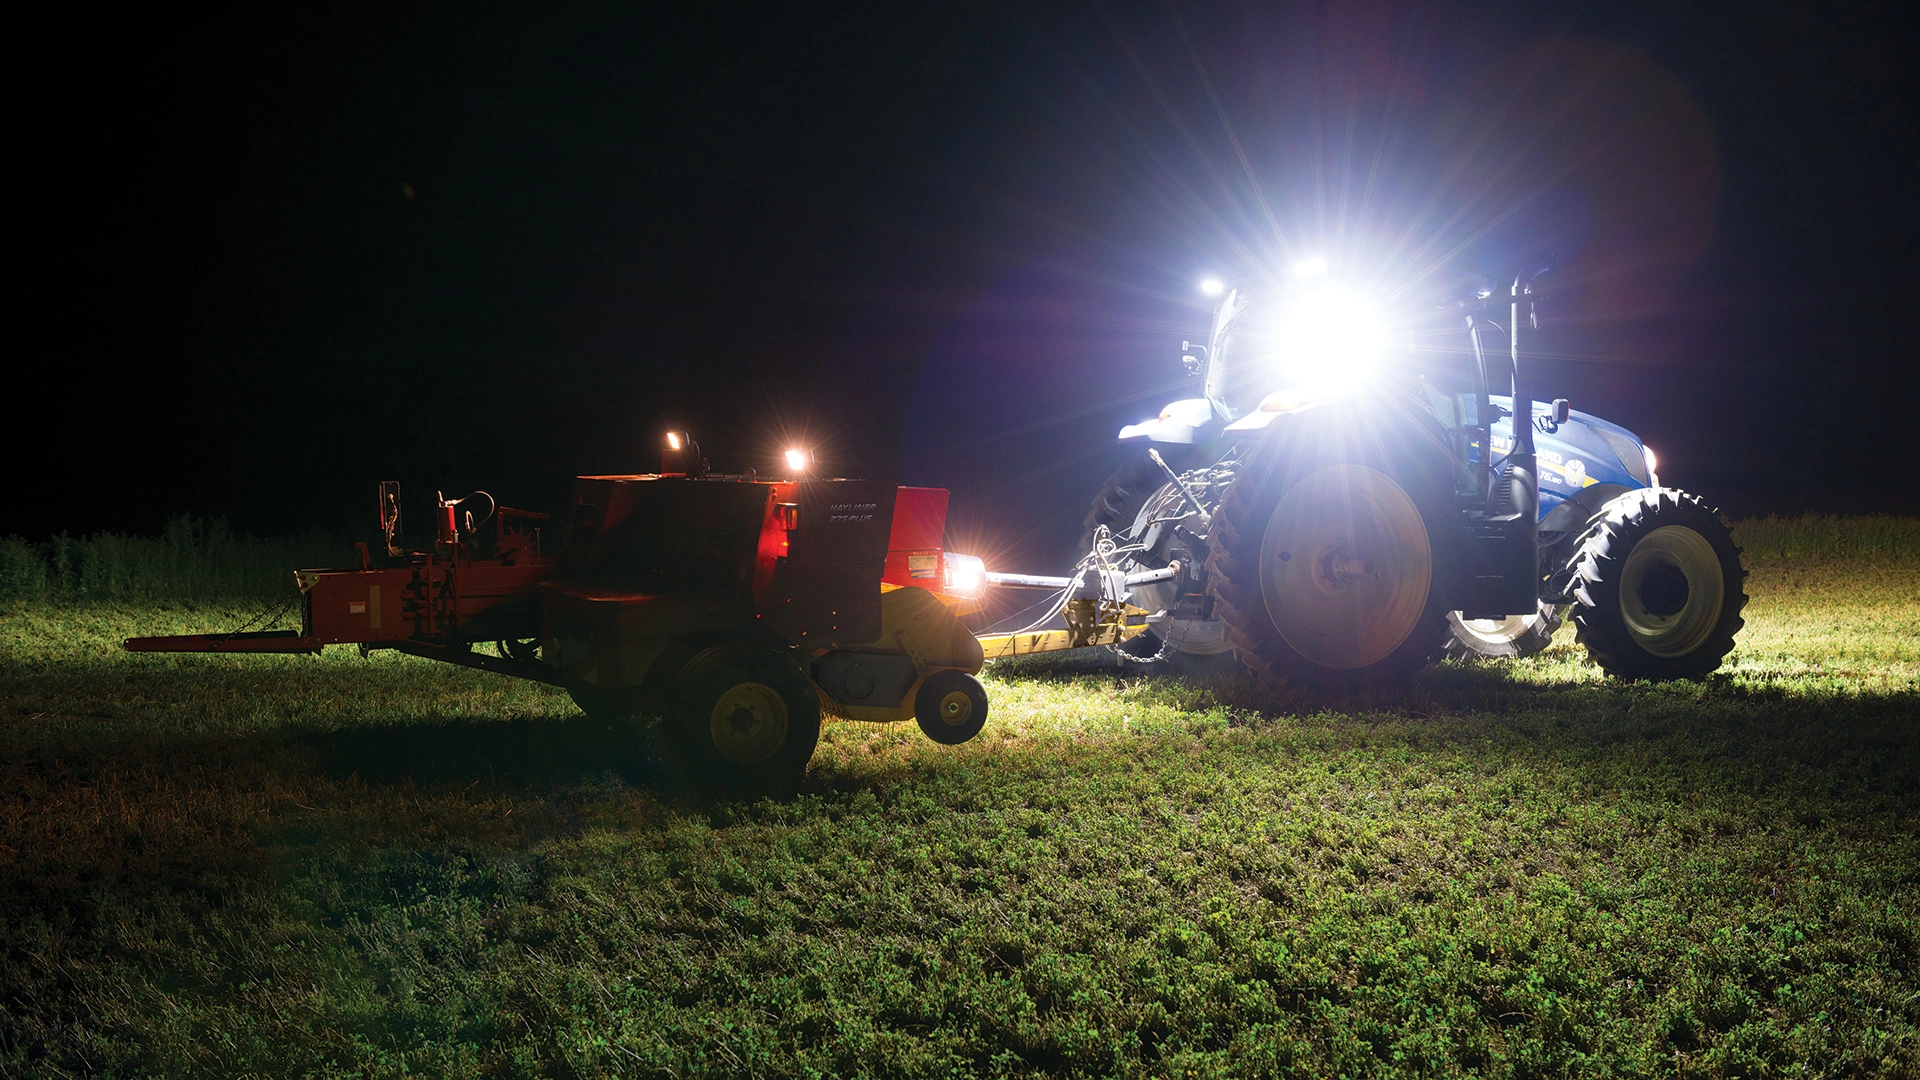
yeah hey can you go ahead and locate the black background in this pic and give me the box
[19,1,1916,571]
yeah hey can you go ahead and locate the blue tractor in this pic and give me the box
[1080,270,1746,685]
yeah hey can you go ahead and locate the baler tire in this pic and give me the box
[1569,488,1747,681]
[914,669,989,745]
[1203,409,1457,691]
[670,642,820,799]
[1443,602,1566,661]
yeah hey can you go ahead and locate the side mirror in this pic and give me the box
[1181,340,1207,376]
[1551,398,1570,424]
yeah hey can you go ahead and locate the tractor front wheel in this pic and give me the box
[1568,489,1747,680]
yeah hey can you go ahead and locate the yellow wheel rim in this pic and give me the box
[1619,525,1724,657]
[708,681,789,764]
[936,689,974,727]
[1259,464,1433,670]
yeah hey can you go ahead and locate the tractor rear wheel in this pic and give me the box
[1569,489,1746,680]
[670,642,820,798]
[1205,412,1455,690]
[1443,602,1566,660]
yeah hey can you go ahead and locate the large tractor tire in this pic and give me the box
[1443,602,1566,660]
[1568,489,1746,680]
[1080,448,1210,555]
[1081,450,1236,669]
[1081,454,1178,553]
[1204,409,1456,690]
[668,641,821,798]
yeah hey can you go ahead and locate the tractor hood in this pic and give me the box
[1487,396,1655,521]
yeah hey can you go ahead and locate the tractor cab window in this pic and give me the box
[1204,295,1288,417]
[1413,358,1489,500]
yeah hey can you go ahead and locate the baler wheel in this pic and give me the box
[914,669,989,745]
[1569,488,1747,680]
[670,642,820,798]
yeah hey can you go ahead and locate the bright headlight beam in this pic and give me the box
[1199,277,1224,296]
[1271,285,1387,392]
[784,448,810,473]
[1292,256,1329,279]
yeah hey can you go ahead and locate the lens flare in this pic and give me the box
[1270,286,1388,391]
[944,552,986,599]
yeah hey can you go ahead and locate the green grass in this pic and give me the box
[1,518,1916,1077]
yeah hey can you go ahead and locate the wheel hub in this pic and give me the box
[1618,525,1725,658]
[1259,464,1433,670]
[935,689,973,727]
[1316,544,1375,586]
[708,681,789,764]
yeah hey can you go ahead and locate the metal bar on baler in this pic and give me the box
[122,630,323,654]
[984,572,1074,589]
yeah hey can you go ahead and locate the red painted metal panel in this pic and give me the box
[883,486,949,589]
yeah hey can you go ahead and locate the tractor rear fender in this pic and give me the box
[1221,388,1345,433]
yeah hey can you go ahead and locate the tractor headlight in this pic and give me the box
[1643,445,1660,488]
[1271,286,1388,391]
[944,553,986,599]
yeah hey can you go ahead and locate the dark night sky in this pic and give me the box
[21,1,1917,569]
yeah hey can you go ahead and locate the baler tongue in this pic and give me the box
[124,630,321,654]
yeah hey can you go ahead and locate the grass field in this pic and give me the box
[1,517,1916,1078]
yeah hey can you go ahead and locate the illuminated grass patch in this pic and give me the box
[1,520,1915,1077]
